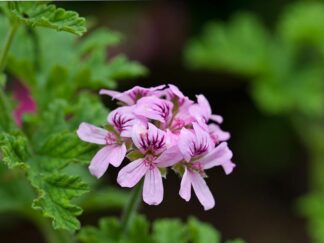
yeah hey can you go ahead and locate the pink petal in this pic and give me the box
[143,167,164,205]
[99,89,134,105]
[134,96,173,123]
[77,122,108,145]
[155,145,183,167]
[222,160,236,175]
[193,122,213,152]
[210,114,223,124]
[179,168,191,201]
[108,144,127,167]
[117,159,148,188]
[190,172,215,210]
[208,124,230,143]
[178,128,195,162]
[88,146,113,178]
[131,123,148,152]
[199,142,233,170]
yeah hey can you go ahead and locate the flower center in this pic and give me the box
[105,133,118,145]
[144,155,157,170]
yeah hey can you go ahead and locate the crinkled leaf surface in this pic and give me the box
[7,2,86,36]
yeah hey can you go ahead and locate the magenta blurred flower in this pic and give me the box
[77,84,235,210]
[12,81,36,126]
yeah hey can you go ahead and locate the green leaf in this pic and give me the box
[123,215,152,243]
[78,217,122,243]
[0,132,30,170]
[152,219,187,243]
[30,173,88,231]
[0,89,16,132]
[187,217,221,243]
[7,2,86,36]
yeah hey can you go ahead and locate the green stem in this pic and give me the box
[121,180,143,233]
[0,21,19,73]
[21,209,74,243]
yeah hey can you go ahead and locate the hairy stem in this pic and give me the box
[121,180,143,233]
[0,21,19,73]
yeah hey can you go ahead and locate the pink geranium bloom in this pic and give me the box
[99,85,165,105]
[117,123,182,205]
[178,123,234,210]
[77,123,127,178]
[133,96,173,124]
[189,94,223,126]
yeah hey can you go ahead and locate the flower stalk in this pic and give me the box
[121,180,143,233]
[0,21,19,73]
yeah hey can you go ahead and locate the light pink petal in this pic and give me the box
[155,145,183,167]
[77,122,108,145]
[193,122,213,152]
[99,89,134,105]
[191,172,215,210]
[222,160,236,175]
[108,144,127,167]
[210,114,223,124]
[209,124,230,143]
[117,159,148,187]
[179,168,192,201]
[197,94,212,117]
[178,128,195,162]
[168,84,185,99]
[143,167,164,205]
[131,123,148,152]
[134,96,173,123]
[199,142,233,170]
[88,146,113,178]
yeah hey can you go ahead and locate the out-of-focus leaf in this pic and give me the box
[80,188,129,211]
[278,2,324,53]
[152,219,187,243]
[0,89,16,132]
[187,217,221,243]
[78,217,122,243]
[7,2,86,36]
[184,13,269,76]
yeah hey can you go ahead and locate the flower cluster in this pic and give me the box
[77,85,235,210]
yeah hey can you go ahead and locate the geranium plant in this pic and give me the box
[0,1,242,243]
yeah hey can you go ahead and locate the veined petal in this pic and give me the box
[193,122,213,152]
[191,172,215,210]
[199,142,233,170]
[143,167,164,205]
[109,143,127,167]
[155,145,183,167]
[99,89,134,105]
[178,128,195,162]
[179,168,192,201]
[88,146,113,178]
[134,96,173,123]
[117,159,148,188]
[77,122,108,145]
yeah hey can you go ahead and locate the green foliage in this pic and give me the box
[184,3,324,118]
[7,2,86,36]
[0,0,147,234]
[79,216,243,243]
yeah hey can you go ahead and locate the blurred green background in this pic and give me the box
[3,0,324,242]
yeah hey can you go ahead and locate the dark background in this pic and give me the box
[2,1,311,242]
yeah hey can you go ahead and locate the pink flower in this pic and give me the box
[117,123,182,205]
[99,85,165,105]
[133,96,173,124]
[77,123,126,178]
[189,94,223,126]
[178,123,234,210]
